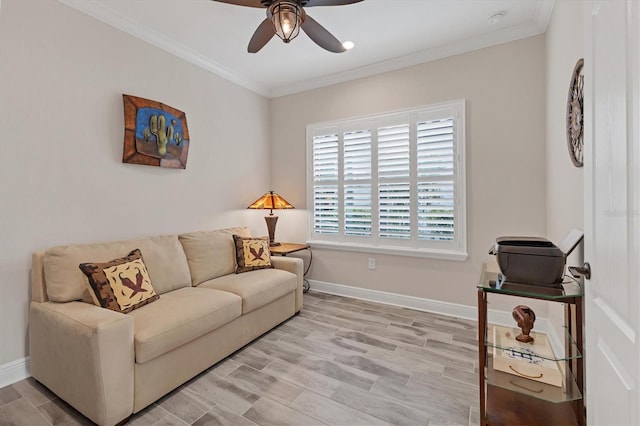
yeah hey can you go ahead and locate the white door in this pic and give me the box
[584,1,640,425]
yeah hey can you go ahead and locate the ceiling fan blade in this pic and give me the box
[248,18,276,53]
[301,15,346,53]
[211,0,266,8]
[304,0,363,6]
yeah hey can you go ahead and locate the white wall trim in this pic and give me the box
[56,0,554,99]
[0,357,30,389]
[56,0,270,97]
[0,279,565,388]
[0,280,564,389]
[271,20,553,98]
[308,279,564,357]
[306,240,468,262]
[309,279,476,320]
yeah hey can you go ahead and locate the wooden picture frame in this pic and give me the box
[122,94,190,169]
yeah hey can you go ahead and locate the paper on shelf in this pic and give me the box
[492,325,563,387]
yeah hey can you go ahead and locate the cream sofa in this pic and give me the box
[29,227,303,426]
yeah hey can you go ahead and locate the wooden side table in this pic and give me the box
[269,243,312,293]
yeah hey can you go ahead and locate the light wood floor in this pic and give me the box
[0,291,480,426]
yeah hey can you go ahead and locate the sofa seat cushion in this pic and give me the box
[199,269,296,314]
[129,287,242,363]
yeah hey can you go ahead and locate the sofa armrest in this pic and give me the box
[29,301,134,426]
[271,256,303,312]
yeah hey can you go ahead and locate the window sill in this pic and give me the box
[305,240,468,261]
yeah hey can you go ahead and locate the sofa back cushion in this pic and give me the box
[44,235,191,303]
[178,227,251,286]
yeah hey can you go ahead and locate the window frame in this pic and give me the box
[306,100,467,261]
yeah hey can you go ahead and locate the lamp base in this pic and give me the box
[269,242,281,247]
[264,215,279,246]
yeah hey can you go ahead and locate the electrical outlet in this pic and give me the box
[368,257,376,270]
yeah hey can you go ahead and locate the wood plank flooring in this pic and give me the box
[0,291,480,425]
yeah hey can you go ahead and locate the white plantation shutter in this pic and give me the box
[378,124,411,239]
[417,118,455,241]
[307,100,466,259]
[312,133,339,235]
[344,184,371,236]
[344,130,372,236]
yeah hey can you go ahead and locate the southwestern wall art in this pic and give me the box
[122,94,190,169]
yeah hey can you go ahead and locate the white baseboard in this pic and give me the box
[0,357,30,388]
[307,279,564,356]
[0,281,563,390]
[309,279,477,320]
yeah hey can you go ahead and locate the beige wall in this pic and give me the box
[544,0,584,332]
[270,36,547,309]
[0,0,585,374]
[546,0,584,245]
[0,0,270,367]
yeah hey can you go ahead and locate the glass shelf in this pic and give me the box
[477,263,583,301]
[486,354,583,404]
[486,325,582,362]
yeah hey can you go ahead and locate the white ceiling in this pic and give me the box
[59,0,554,98]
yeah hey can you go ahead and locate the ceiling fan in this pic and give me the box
[213,0,363,53]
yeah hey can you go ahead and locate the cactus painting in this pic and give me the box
[140,109,180,157]
[122,94,190,169]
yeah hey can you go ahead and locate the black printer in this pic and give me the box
[489,229,584,286]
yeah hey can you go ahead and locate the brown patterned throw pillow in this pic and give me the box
[79,249,159,313]
[233,235,273,274]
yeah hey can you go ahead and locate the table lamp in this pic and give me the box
[247,191,294,246]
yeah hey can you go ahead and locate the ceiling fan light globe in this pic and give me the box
[269,1,303,42]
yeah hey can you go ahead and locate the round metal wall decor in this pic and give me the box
[566,58,584,167]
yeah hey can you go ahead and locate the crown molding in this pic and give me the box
[533,0,556,31]
[57,0,271,97]
[58,0,555,99]
[268,5,555,98]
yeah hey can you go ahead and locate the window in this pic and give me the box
[307,100,466,260]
